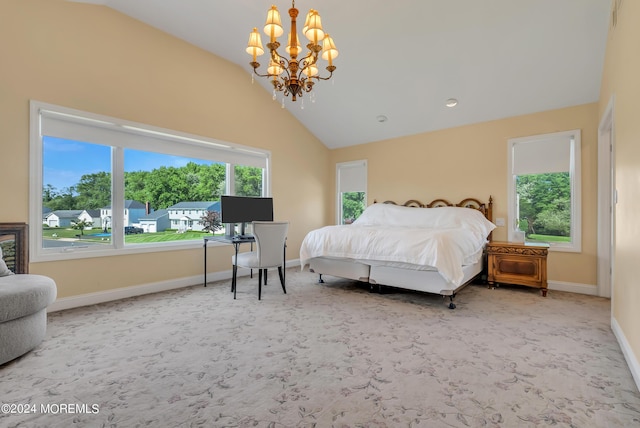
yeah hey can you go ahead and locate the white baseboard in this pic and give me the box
[548,280,598,295]
[48,259,302,313]
[611,316,640,392]
[48,271,225,312]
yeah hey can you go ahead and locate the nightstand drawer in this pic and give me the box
[492,254,544,283]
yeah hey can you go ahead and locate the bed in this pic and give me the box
[300,197,495,308]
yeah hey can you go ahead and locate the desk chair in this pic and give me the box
[231,221,288,299]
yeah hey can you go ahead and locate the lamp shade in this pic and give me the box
[302,9,313,34]
[246,28,265,58]
[321,34,338,64]
[264,5,284,40]
[303,10,325,43]
[302,58,318,77]
[267,59,284,76]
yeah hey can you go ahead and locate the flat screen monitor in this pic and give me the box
[220,196,274,224]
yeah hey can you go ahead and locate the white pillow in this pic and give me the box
[0,247,15,277]
[353,203,495,237]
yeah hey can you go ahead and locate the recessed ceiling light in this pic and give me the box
[445,98,458,108]
[376,115,388,123]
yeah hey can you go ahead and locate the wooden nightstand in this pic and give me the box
[486,241,549,296]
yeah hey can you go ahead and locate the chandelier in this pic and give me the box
[246,1,338,103]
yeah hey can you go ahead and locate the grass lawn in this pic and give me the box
[527,234,570,243]
[43,228,217,244]
[125,231,210,243]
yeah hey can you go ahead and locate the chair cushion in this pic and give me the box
[233,251,259,268]
[0,275,57,323]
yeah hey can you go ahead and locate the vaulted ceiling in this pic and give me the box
[72,0,611,149]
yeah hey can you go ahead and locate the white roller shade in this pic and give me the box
[39,108,268,169]
[337,160,367,193]
[512,135,572,175]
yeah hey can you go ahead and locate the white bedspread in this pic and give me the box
[300,225,488,286]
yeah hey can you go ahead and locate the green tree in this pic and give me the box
[534,204,571,236]
[141,166,187,209]
[194,163,226,200]
[70,219,93,236]
[126,163,226,210]
[75,171,111,209]
[235,165,262,197]
[124,170,151,206]
[516,172,570,237]
[342,192,366,223]
[42,184,59,207]
[44,186,77,211]
[44,162,228,214]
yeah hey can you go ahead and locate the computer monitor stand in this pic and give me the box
[234,222,250,239]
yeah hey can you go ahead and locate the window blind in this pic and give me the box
[39,108,268,169]
[512,135,572,175]
[337,160,367,193]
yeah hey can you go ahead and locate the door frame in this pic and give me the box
[597,95,615,299]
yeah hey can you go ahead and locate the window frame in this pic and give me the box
[507,129,581,252]
[29,100,271,262]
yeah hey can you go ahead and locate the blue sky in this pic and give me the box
[43,136,215,191]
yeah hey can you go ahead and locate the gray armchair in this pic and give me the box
[1,247,57,365]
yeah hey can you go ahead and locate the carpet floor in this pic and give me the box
[1,268,639,427]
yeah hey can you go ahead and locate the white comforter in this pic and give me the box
[300,225,488,286]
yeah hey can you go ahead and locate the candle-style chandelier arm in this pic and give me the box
[298,48,335,80]
[304,65,336,82]
[249,56,293,80]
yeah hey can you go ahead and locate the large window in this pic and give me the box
[30,101,271,261]
[507,130,581,252]
[336,160,367,225]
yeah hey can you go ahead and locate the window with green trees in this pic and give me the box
[31,101,270,261]
[508,130,581,252]
[336,161,367,224]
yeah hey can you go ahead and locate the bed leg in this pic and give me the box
[447,294,456,310]
[318,274,324,284]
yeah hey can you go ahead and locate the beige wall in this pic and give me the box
[331,103,599,287]
[599,1,640,373]
[0,0,331,298]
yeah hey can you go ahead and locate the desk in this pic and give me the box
[203,235,254,287]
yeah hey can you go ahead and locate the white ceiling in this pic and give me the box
[71,0,611,149]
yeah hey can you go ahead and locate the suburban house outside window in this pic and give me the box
[336,160,367,225]
[30,101,271,262]
[507,129,581,252]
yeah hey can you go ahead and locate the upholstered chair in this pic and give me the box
[231,221,288,300]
